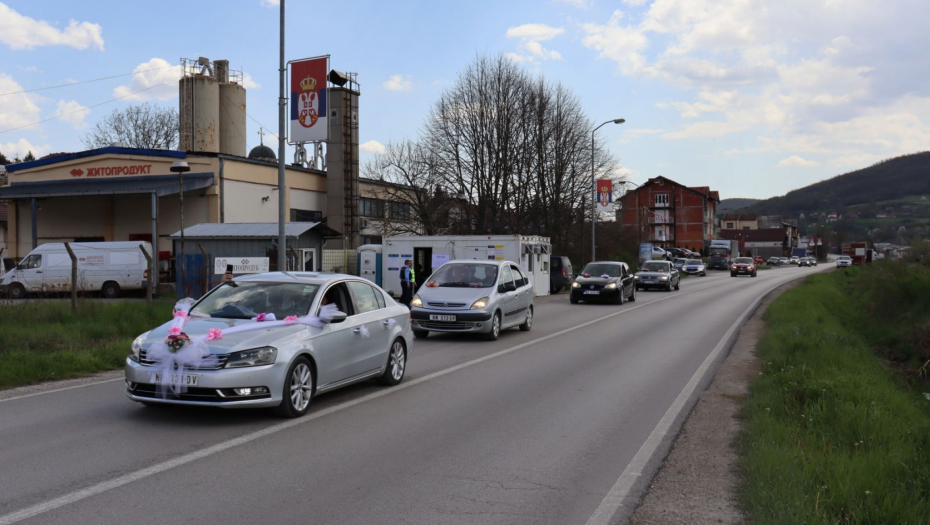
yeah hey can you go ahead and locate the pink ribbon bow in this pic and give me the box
[284,316,298,323]
[601,274,610,279]
[206,328,223,341]
[173,311,189,319]
[168,326,182,336]
[255,313,268,322]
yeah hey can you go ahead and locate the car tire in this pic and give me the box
[8,283,25,300]
[413,329,429,339]
[730,272,736,277]
[379,338,407,386]
[570,295,579,304]
[701,271,706,277]
[674,281,680,291]
[485,312,502,341]
[519,306,533,331]
[615,290,624,305]
[666,283,672,292]
[628,287,636,302]
[101,281,121,299]
[273,356,314,418]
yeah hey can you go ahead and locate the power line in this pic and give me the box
[0,83,168,135]
[0,64,179,97]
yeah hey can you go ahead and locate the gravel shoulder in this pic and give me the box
[630,279,802,525]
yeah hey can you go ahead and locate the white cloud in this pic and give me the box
[242,73,261,89]
[554,0,589,7]
[360,140,387,154]
[777,155,821,167]
[113,58,182,101]
[622,0,649,4]
[0,138,51,160]
[0,73,41,130]
[0,3,104,51]
[260,0,279,6]
[52,100,90,129]
[506,23,566,63]
[383,75,413,92]
[17,65,40,73]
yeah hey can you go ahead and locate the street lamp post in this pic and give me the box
[170,161,191,295]
[591,118,625,262]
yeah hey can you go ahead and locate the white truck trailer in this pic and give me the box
[381,235,552,298]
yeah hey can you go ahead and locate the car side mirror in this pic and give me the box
[329,312,348,324]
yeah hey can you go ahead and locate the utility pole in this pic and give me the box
[277,0,287,272]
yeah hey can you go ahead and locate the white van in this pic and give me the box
[0,241,151,299]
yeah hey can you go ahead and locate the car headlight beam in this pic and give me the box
[226,347,278,368]
[571,282,581,288]
[411,294,423,308]
[471,297,490,309]
[605,283,617,290]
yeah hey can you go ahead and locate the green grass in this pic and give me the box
[0,299,175,389]
[740,265,930,524]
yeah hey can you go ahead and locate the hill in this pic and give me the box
[749,151,930,217]
[718,198,760,214]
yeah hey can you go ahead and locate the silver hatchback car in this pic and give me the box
[125,273,412,418]
[410,260,534,341]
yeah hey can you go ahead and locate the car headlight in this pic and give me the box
[605,283,617,290]
[411,294,423,308]
[129,331,150,362]
[471,297,490,309]
[572,282,581,288]
[660,275,668,281]
[226,347,278,368]
[634,275,640,280]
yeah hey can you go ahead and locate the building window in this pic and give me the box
[290,209,323,222]
[389,201,411,220]
[726,222,734,229]
[359,197,384,218]
[360,235,383,245]
[743,226,750,230]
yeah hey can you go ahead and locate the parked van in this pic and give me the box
[549,255,574,293]
[0,241,151,299]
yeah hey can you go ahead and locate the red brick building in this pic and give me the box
[617,176,719,253]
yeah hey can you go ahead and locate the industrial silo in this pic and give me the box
[179,58,220,153]
[216,60,247,157]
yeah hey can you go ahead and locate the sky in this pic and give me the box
[0,0,928,200]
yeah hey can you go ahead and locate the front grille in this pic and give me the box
[427,302,467,308]
[130,383,224,402]
[583,284,606,290]
[419,321,473,330]
[138,349,229,370]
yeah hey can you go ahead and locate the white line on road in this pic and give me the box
[582,270,820,525]
[0,378,123,404]
[0,283,707,525]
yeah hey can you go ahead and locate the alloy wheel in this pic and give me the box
[492,315,500,337]
[289,363,313,411]
[390,341,406,381]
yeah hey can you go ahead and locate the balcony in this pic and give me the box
[648,218,675,225]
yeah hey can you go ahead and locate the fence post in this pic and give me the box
[140,244,153,304]
[63,242,77,313]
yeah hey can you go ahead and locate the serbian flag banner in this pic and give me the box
[596,179,613,212]
[289,56,329,143]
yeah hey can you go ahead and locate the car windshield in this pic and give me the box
[708,248,729,256]
[581,264,622,277]
[735,258,753,264]
[430,263,499,288]
[640,262,669,272]
[190,282,319,320]
[686,259,702,265]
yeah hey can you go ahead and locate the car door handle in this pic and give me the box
[381,320,391,328]
[352,327,362,334]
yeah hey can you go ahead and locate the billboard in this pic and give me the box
[596,179,613,212]
[289,56,329,143]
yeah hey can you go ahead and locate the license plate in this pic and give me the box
[583,290,600,295]
[150,373,199,386]
[430,314,456,321]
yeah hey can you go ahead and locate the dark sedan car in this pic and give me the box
[570,261,636,304]
[634,260,680,292]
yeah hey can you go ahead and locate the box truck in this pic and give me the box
[708,239,740,270]
[0,241,151,299]
[381,235,552,298]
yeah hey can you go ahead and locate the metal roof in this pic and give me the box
[169,222,341,239]
[4,146,186,173]
[0,173,214,199]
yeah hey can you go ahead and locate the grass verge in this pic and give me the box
[0,299,175,389]
[739,264,930,524]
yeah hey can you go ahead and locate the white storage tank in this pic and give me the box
[219,82,247,157]
[179,73,220,153]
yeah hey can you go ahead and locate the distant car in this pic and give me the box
[635,260,680,291]
[549,255,574,293]
[789,256,800,265]
[766,257,781,266]
[810,258,818,266]
[666,248,692,259]
[652,246,668,259]
[410,260,534,341]
[681,259,707,276]
[673,258,688,271]
[779,257,790,266]
[798,257,812,267]
[570,261,636,304]
[754,256,765,264]
[731,257,757,277]
[836,255,852,268]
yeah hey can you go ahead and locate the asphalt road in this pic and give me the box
[0,264,829,525]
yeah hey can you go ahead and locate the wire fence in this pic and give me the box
[322,249,358,275]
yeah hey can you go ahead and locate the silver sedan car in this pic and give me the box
[125,272,412,418]
[409,260,534,341]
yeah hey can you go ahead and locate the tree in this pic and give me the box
[0,150,9,164]
[82,103,179,150]
[23,151,35,162]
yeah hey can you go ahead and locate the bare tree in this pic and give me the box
[82,103,179,150]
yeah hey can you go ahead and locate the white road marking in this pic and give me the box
[0,378,123,404]
[583,269,823,525]
[0,284,704,525]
